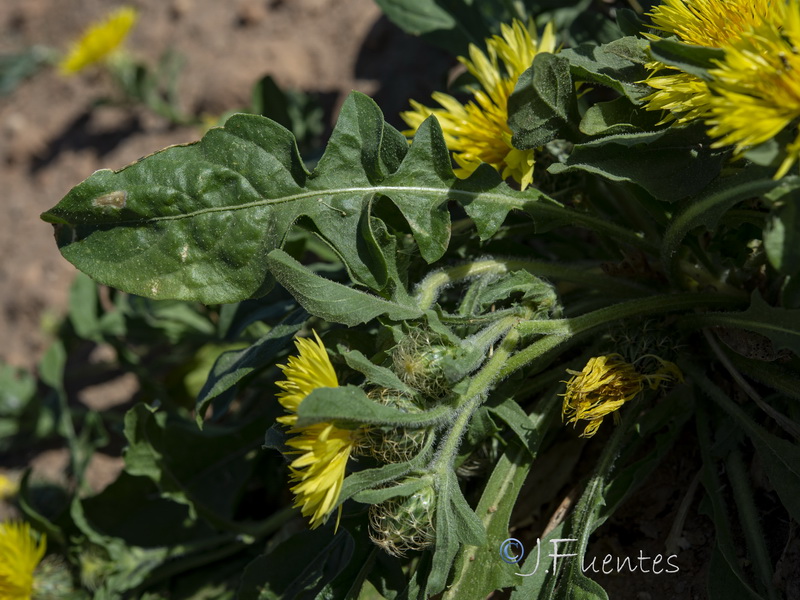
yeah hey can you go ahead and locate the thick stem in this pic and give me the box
[430,325,521,473]
[414,258,649,311]
[503,292,744,377]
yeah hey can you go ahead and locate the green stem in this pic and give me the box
[560,406,639,585]
[503,292,744,377]
[430,326,521,472]
[414,258,649,310]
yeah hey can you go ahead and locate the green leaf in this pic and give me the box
[578,96,661,137]
[68,272,102,341]
[195,309,307,424]
[509,53,580,149]
[661,169,785,280]
[72,472,245,596]
[372,0,488,55]
[448,479,487,547]
[41,93,420,303]
[425,471,485,597]
[615,8,646,37]
[266,250,422,326]
[0,362,36,417]
[548,123,726,202]
[559,37,652,104]
[238,530,355,600]
[689,291,800,357]
[690,366,800,525]
[764,199,800,275]
[352,477,429,504]
[341,348,414,394]
[123,405,267,529]
[339,461,421,508]
[295,385,450,428]
[507,524,567,600]
[695,404,765,600]
[0,46,50,96]
[445,394,557,600]
[648,39,725,80]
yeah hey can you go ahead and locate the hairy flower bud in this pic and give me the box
[358,390,429,463]
[369,481,436,557]
[392,331,456,399]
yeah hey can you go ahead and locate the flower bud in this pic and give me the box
[368,481,436,557]
[359,390,429,463]
[392,331,456,399]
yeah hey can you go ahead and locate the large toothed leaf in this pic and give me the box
[42,91,568,306]
[40,93,409,303]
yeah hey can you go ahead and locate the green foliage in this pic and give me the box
[16,1,800,599]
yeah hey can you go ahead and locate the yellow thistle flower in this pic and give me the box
[641,0,782,123]
[561,354,681,438]
[0,521,46,600]
[59,7,138,75]
[276,331,359,529]
[401,20,557,190]
[0,474,19,500]
[706,3,800,178]
[645,0,780,48]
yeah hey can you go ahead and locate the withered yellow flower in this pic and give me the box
[401,20,557,190]
[59,7,138,75]
[0,521,46,600]
[642,0,782,123]
[561,354,681,438]
[276,331,359,529]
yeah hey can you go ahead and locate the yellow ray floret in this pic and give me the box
[561,354,681,438]
[0,521,46,600]
[59,7,138,75]
[706,3,800,178]
[641,0,784,123]
[401,20,557,190]
[645,0,781,48]
[276,332,359,528]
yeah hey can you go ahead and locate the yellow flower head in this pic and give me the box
[0,474,19,500]
[645,0,780,48]
[401,20,557,190]
[59,7,138,75]
[642,0,783,123]
[0,521,46,600]
[561,354,681,438]
[706,2,800,178]
[276,332,359,528]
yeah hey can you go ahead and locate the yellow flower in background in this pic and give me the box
[401,20,557,190]
[561,354,681,438]
[276,331,360,529]
[641,0,783,123]
[0,521,46,600]
[59,7,138,75]
[0,474,19,500]
[706,4,800,178]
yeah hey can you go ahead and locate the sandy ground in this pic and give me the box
[0,0,450,370]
